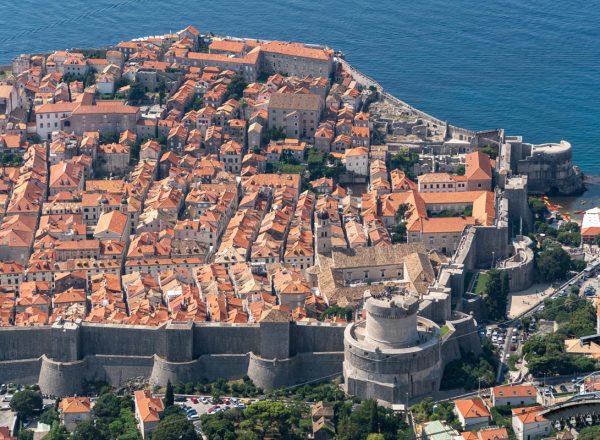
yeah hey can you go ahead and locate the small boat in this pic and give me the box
[575,210,584,214]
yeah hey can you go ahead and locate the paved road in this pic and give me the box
[496,327,514,383]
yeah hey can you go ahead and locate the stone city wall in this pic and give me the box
[0,320,347,396]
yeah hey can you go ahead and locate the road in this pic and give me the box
[496,327,514,383]
[519,257,599,319]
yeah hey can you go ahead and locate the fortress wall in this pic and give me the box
[473,226,510,268]
[0,326,53,361]
[150,355,202,386]
[290,323,346,355]
[260,322,290,359]
[247,353,295,390]
[294,352,344,383]
[80,324,166,358]
[197,354,250,381]
[87,355,154,387]
[38,356,88,397]
[192,324,260,356]
[0,359,42,386]
[248,352,344,390]
[441,313,482,369]
[496,236,535,292]
[164,323,194,362]
[454,228,477,271]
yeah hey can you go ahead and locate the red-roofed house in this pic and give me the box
[454,398,491,430]
[134,390,164,439]
[491,385,539,407]
[59,396,91,431]
[511,406,551,440]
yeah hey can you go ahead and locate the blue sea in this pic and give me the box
[1,0,599,174]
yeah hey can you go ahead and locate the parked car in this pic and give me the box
[190,397,198,404]
[175,396,186,402]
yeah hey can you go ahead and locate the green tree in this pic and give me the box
[536,242,572,282]
[165,380,174,408]
[479,144,498,159]
[10,390,42,419]
[367,435,385,440]
[389,151,419,179]
[441,341,497,390]
[42,421,69,440]
[481,269,509,320]
[72,420,107,440]
[128,82,146,104]
[367,399,379,434]
[152,414,199,440]
[211,388,222,404]
[39,407,59,425]
[18,430,33,440]
[93,393,133,421]
[456,165,465,176]
[320,305,353,321]
[225,74,248,100]
[579,425,600,440]
[528,197,547,218]
[394,203,410,224]
[190,97,203,111]
[337,400,407,440]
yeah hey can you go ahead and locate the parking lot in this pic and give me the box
[174,394,258,430]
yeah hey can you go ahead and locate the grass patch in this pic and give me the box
[441,325,450,337]
[474,271,490,295]
[271,162,306,174]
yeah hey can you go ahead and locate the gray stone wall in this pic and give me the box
[290,323,346,355]
[0,359,42,385]
[192,324,260,356]
[0,326,53,361]
[80,323,166,358]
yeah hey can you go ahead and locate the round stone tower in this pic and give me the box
[343,288,442,407]
[364,293,419,349]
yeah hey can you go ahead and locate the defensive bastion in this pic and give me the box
[0,309,478,398]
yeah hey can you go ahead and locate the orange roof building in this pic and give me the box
[134,390,165,439]
[454,398,491,430]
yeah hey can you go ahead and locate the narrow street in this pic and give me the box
[496,326,513,384]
